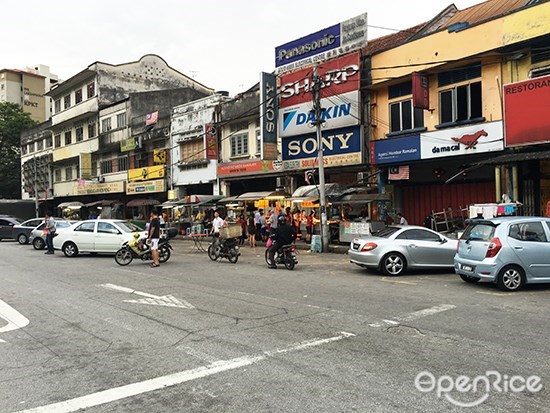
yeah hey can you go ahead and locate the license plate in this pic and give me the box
[461,264,473,272]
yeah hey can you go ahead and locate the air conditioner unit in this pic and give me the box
[98,175,105,183]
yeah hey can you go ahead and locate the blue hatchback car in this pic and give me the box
[454,217,550,291]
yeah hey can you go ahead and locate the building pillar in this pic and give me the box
[512,165,519,202]
[495,166,501,202]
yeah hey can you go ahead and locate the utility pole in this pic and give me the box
[311,66,329,252]
[33,156,39,218]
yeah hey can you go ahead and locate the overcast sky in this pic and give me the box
[2,0,483,95]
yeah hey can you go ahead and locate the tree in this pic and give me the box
[0,102,37,199]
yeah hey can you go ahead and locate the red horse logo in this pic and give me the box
[451,130,488,149]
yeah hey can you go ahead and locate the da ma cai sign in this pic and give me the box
[275,13,367,74]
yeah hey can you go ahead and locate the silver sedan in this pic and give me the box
[348,226,458,276]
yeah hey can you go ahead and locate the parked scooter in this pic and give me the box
[208,237,240,263]
[265,241,298,270]
[114,233,172,266]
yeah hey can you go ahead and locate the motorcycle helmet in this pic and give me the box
[278,215,286,224]
[133,232,140,239]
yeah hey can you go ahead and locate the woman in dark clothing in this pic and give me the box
[238,214,247,245]
[247,213,257,248]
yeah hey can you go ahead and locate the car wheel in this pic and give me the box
[497,265,525,292]
[381,252,406,276]
[459,274,480,284]
[33,237,45,250]
[63,242,79,257]
[17,233,28,244]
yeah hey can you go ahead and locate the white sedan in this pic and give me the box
[53,219,147,257]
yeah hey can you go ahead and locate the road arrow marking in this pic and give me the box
[0,299,30,343]
[99,284,195,309]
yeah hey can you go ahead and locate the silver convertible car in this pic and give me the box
[348,226,458,276]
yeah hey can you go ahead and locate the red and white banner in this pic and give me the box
[278,52,361,108]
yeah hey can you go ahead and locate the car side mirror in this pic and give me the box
[440,237,447,243]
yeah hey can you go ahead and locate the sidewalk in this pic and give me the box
[170,236,349,254]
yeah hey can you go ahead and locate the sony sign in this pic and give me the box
[260,72,278,160]
[275,13,367,74]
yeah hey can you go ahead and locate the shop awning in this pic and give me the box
[126,199,161,207]
[292,184,353,199]
[218,195,240,203]
[176,195,223,205]
[288,196,319,203]
[475,150,550,165]
[236,191,274,201]
[57,201,84,209]
[85,200,121,207]
[332,193,391,204]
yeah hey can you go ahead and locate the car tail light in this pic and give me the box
[361,242,378,252]
[485,237,502,258]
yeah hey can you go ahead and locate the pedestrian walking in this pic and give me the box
[148,210,161,267]
[238,214,247,246]
[260,210,267,242]
[254,209,262,241]
[44,211,56,254]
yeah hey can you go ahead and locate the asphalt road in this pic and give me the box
[0,238,548,413]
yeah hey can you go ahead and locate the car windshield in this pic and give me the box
[373,226,400,238]
[461,223,496,242]
[117,222,143,233]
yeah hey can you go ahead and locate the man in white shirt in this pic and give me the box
[397,213,408,226]
[210,210,226,250]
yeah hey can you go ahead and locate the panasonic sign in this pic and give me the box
[275,12,368,74]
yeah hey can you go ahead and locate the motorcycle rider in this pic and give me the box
[210,210,226,252]
[267,215,296,269]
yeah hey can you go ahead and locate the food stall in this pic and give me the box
[57,201,84,220]
[174,194,224,234]
[126,199,161,229]
[331,193,391,243]
[85,200,123,219]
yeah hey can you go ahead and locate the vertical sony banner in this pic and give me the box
[205,124,218,159]
[412,72,429,110]
[260,72,278,160]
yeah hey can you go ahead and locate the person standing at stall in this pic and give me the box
[305,210,315,243]
[247,212,257,248]
[238,214,247,246]
[254,209,262,242]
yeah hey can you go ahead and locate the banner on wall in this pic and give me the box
[260,72,278,160]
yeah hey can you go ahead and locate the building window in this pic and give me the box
[54,99,61,113]
[75,88,83,104]
[36,140,44,151]
[439,81,482,124]
[63,94,71,110]
[101,117,112,133]
[117,113,126,129]
[88,122,96,138]
[91,161,98,177]
[135,153,149,168]
[230,121,248,133]
[256,129,261,154]
[389,99,424,132]
[65,167,73,181]
[64,131,72,145]
[28,143,34,153]
[180,139,203,163]
[45,137,52,148]
[117,156,128,171]
[388,81,412,99]
[87,82,95,99]
[100,159,113,174]
[76,127,84,142]
[54,134,61,148]
[54,169,62,182]
[230,132,249,157]
[21,145,27,155]
[437,63,481,88]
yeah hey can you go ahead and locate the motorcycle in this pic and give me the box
[265,241,298,270]
[207,236,240,263]
[114,235,173,266]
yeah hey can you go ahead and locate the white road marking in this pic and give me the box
[15,332,355,413]
[368,304,456,328]
[0,299,30,343]
[99,283,195,309]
